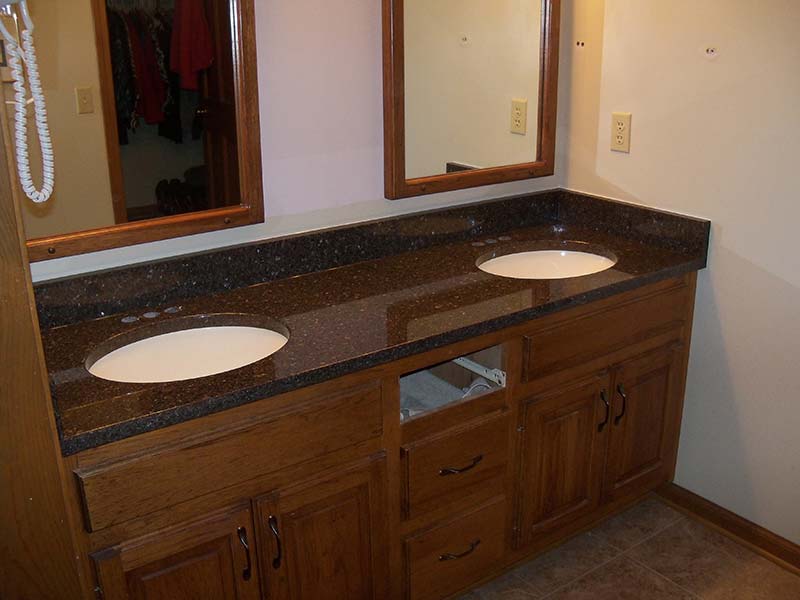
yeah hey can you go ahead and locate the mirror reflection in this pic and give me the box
[3,0,242,241]
[404,0,542,179]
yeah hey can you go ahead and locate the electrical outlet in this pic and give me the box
[611,112,632,153]
[75,87,94,115]
[510,98,528,135]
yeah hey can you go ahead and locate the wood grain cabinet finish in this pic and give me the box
[404,499,506,600]
[515,372,611,547]
[401,413,509,520]
[76,275,697,600]
[253,457,390,600]
[92,504,261,600]
[602,343,686,502]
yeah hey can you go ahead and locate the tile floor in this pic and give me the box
[459,495,800,599]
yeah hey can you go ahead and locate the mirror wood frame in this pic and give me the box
[26,0,264,262]
[382,0,561,199]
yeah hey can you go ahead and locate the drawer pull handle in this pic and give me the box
[598,389,610,432]
[268,515,282,569]
[615,384,627,425]
[439,454,483,476]
[237,527,252,582]
[439,539,481,561]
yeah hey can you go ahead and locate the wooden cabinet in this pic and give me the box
[92,504,261,600]
[602,343,685,502]
[404,499,506,600]
[515,372,610,546]
[254,457,389,600]
[76,275,696,600]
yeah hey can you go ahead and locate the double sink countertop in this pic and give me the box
[35,190,710,455]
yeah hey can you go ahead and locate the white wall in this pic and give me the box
[560,0,800,543]
[31,0,561,281]
[404,0,540,178]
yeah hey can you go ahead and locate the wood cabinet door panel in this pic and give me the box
[93,505,260,600]
[255,456,389,600]
[603,344,684,501]
[516,372,610,547]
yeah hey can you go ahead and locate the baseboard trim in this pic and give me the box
[657,483,800,576]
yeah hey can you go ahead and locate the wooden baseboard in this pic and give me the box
[657,483,800,575]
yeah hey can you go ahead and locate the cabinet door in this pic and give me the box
[254,456,389,600]
[93,505,261,600]
[603,343,685,502]
[515,372,611,547]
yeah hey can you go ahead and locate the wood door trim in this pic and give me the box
[382,0,561,199]
[27,0,264,262]
[657,483,800,576]
[90,0,127,226]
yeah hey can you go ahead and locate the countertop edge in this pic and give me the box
[58,258,706,456]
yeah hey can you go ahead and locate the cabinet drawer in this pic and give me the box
[75,382,382,531]
[401,413,508,519]
[523,281,690,381]
[405,499,505,600]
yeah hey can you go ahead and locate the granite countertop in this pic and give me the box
[38,191,710,455]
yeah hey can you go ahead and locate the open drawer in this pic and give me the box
[399,344,507,423]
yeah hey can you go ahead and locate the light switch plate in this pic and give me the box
[75,87,95,115]
[611,112,632,153]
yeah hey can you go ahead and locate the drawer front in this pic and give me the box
[523,281,691,381]
[402,414,508,519]
[405,499,505,600]
[75,382,383,531]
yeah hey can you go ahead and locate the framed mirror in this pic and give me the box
[382,0,560,199]
[6,0,262,261]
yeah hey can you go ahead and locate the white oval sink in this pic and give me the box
[478,250,616,280]
[88,326,288,384]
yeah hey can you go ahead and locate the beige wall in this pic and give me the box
[560,0,800,543]
[4,0,115,239]
[404,0,541,178]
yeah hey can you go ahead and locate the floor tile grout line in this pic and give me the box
[625,552,704,599]
[536,551,623,599]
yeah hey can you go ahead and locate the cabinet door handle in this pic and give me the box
[439,539,481,561]
[237,527,252,582]
[268,515,282,569]
[615,384,627,425]
[439,454,484,476]
[598,389,610,432]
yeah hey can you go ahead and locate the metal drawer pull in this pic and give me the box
[615,384,627,425]
[598,389,610,432]
[439,539,481,561]
[268,515,282,569]
[439,454,484,476]
[237,527,252,581]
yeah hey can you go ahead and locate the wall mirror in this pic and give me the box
[2,0,262,261]
[383,0,560,199]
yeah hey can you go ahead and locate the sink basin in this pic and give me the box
[88,324,289,384]
[477,250,616,280]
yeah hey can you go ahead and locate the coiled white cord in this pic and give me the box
[0,1,54,203]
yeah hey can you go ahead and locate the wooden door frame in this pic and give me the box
[382,0,561,199]
[26,0,264,262]
[0,90,87,599]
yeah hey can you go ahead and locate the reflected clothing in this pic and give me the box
[170,0,214,91]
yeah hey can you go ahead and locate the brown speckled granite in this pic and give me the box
[34,189,709,329]
[38,191,710,455]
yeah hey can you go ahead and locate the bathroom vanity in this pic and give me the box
[34,190,709,600]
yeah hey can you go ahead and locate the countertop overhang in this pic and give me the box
[37,190,710,455]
